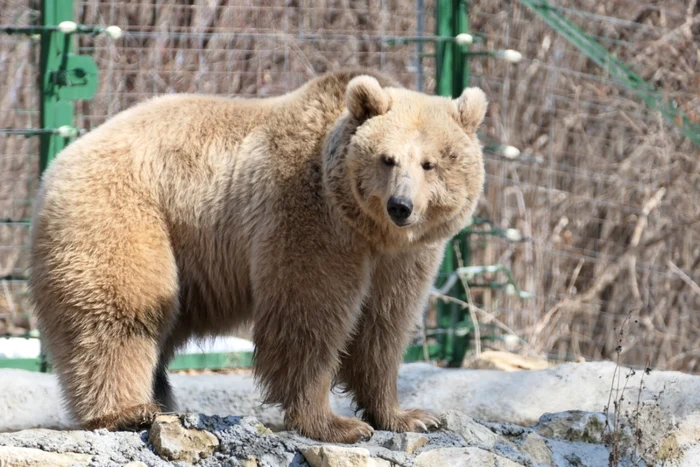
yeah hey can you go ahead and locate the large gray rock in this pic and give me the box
[414,447,524,467]
[439,409,507,448]
[378,432,429,454]
[519,432,552,464]
[3,361,700,434]
[301,445,391,467]
[0,369,71,431]
[534,411,612,444]
[0,446,93,466]
[0,426,171,465]
[653,412,700,466]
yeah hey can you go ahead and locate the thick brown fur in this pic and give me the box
[28,69,487,443]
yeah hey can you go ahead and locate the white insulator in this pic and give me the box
[498,49,522,63]
[505,228,522,242]
[57,126,78,138]
[455,33,473,46]
[505,284,516,296]
[104,25,122,39]
[57,21,77,34]
[501,145,521,159]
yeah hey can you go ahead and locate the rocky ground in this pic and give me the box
[1,361,699,466]
[0,408,698,466]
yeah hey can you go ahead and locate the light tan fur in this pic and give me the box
[28,69,487,443]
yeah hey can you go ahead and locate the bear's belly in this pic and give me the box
[166,239,254,345]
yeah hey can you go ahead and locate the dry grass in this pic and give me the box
[0,0,698,372]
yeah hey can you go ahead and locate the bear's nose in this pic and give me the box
[387,196,413,224]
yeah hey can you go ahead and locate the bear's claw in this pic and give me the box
[326,415,375,443]
[292,413,375,444]
[375,408,441,433]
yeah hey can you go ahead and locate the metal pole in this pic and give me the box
[37,0,75,371]
[39,0,75,173]
[435,0,475,366]
[435,0,453,98]
[451,0,472,367]
[454,0,470,93]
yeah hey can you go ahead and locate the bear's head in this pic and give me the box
[324,74,487,251]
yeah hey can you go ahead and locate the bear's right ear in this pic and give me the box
[346,75,391,122]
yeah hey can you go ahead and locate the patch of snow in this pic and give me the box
[178,336,255,355]
[0,338,41,359]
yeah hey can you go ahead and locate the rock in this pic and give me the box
[464,350,553,372]
[148,414,219,463]
[627,401,672,461]
[534,411,610,444]
[439,410,504,448]
[0,426,168,466]
[192,415,303,467]
[545,439,613,466]
[239,456,259,467]
[414,447,524,467]
[655,412,700,466]
[301,445,391,467]
[380,432,429,453]
[519,432,553,464]
[400,361,700,427]
[0,369,77,432]
[1,409,693,466]
[0,446,93,466]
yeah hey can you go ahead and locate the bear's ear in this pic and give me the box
[453,87,488,133]
[346,75,391,122]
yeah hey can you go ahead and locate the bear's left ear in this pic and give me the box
[346,75,391,122]
[454,87,488,133]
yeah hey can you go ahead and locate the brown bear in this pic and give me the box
[28,69,487,443]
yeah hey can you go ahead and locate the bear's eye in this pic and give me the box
[422,161,436,171]
[381,155,397,167]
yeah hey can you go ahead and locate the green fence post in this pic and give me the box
[434,0,474,366]
[434,0,454,364]
[453,0,470,95]
[37,0,76,371]
[447,0,474,367]
[39,0,76,173]
[435,0,454,98]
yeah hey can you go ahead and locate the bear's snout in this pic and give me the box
[387,196,413,225]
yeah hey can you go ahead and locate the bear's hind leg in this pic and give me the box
[153,355,177,413]
[31,209,179,431]
[51,321,167,431]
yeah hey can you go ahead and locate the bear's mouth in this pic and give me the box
[390,217,415,228]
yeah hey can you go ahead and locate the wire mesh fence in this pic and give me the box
[1,0,699,372]
[0,3,40,335]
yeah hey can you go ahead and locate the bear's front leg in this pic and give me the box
[338,244,444,433]
[251,244,374,443]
